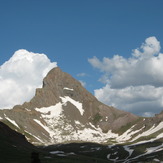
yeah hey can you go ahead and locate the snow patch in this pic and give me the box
[75,121,81,125]
[63,87,74,91]
[33,119,54,138]
[32,110,119,145]
[25,108,31,112]
[117,125,145,142]
[124,146,134,159]
[35,102,63,118]
[157,132,163,138]
[107,154,117,161]
[60,96,84,115]
[50,151,74,157]
[74,127,118,143]
[126,143,163,162]
[24,129,44,144]
[146,144,163,154]
[153,159,160,162]
[31,135,44,144]
[5,117,20,129]
[132,122,163,142]
[50,151,64,154]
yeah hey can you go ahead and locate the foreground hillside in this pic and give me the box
[0,122,162,163]
[0,121,110,163]
[0,121,35,163]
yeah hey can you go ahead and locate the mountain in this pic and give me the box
[0,67,138,145]
[0,67,163,162]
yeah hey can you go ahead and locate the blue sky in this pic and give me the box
[1,0,163,116]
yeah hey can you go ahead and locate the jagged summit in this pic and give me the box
[28,67,96,108]
[0,67,163,146]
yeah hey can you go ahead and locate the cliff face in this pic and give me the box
[0,67,162,145]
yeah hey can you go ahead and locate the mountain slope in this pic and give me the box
[0,67,162,147]
[0,67,163,162]
[0,121,36,163]
[0,67,138,145]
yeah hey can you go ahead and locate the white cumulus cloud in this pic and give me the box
[0,49,57,109]
[77,73,87,77]
[88,36,163,116]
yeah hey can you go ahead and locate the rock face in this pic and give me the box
[0,67,163,145]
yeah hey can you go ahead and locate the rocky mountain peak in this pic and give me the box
[27,67,95,109]
[1,67,162,146]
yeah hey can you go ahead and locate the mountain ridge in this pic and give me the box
[0,67,163,162]
[0,67,139,143]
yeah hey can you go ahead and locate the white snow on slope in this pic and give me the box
[107,145,134,162]
[35,102,63,118]
[32,101,119,145]
[31,135,44,144]
[73,127,118,143]
[124,146,134,159]
[32,117,119,145]
[63,87,74,91]
[157,132,163,138]
[33,119,54,138]
[36,96,84,117]
[125,143,163,162]
[116,125,145,142]
[24,130,44,144]
[25,108,31,112]
[107,154,119,162]
[146,144,163,154]
[50,151,64,154]
[60,96,84,115]
[29,95,163,145]
[5,117,20,129]
[50,151,75,157]
[131,121,163,142]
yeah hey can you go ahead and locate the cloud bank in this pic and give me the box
[89,37,163,116]
[0,49,57,109]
